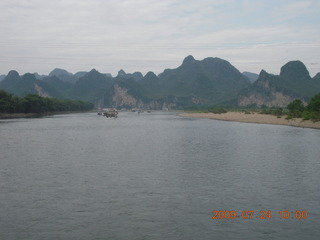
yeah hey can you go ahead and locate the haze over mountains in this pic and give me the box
[1,56,319,109]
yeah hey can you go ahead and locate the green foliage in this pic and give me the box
[287,99,305,118]
[286,94,320,121]
[0,90,93,114]
[301,111,315,120]
[287,99,305,112]
[307,93,320,112]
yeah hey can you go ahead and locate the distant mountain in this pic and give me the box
[49,68,78,83]
[33,72,46,80]
[0,70,20,90]
[74,71,112,79]
[242,71,259,83]
[157,55,250,106]
[74,71,88,79]
[47,68,113,84]
[104,73,113,78]
[313,72,320,81]
[41,76,73,98]
[116,69,143,81]
[72,69,114,107]
[140,71,162,96]
[0,74,6,82]
[0,71,58,97]
[238,61,320,107]
[105,56,251,109]
[1,56,319,109]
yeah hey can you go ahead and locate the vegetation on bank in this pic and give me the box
[286,93,320,120]
[197,93,320,121]
[251,94,320,121]
[0,90,94,114]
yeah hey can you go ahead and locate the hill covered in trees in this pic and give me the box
[238,61,320,107]
[0,90,93,115]
[0,56,319,109]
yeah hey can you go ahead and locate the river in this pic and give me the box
[0,112,319,239]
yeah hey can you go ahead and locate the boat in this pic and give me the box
[103,108,118,118]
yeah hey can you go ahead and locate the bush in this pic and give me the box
[286,95,320,121]
[287,99,305,118]
[307,93,320,112]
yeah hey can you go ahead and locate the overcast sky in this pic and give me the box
[0,0,319,77]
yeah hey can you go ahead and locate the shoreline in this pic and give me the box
[0,113,45,119]
[178,112,320,129]
[0,110,96,119]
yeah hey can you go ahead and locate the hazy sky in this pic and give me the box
[0,0,319,77]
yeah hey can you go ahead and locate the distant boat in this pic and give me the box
[103,108,118,118]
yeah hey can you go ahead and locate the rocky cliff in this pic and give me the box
[238,62,320,107]
[108,84,177,110]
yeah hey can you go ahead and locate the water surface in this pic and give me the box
[0,112,319,239]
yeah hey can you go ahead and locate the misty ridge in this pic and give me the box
[0,55,320,110]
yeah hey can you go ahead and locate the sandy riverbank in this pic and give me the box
[179,112,320,129]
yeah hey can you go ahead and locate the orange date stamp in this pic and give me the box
[211,210,309,220]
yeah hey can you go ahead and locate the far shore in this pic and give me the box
[0,113,45,119]
[0,110,96,119]
[179,112,320,129]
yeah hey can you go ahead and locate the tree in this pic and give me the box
[287,99,305,117]
[307,93,320,112]
[0,90,15,112]
[0,90,94,114]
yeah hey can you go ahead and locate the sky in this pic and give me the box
[0,0,320,77]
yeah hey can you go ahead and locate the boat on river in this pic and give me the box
[102,108,118,118]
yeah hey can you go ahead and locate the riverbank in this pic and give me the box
[179,112,320,129]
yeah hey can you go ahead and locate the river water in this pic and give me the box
[0,112,319,240]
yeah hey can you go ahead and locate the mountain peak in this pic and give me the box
[259,69,268,76]
[22,73,37,80]
[85,68,102,78]
[118,69,126,77]
[7,70,20,79]
[183,55,196,65]
[132,72,143,81]
[1,70,20,86]
[49,68,72,77]
[144,71,159,81]
[313,72,320,81]
[280,61,311,80]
